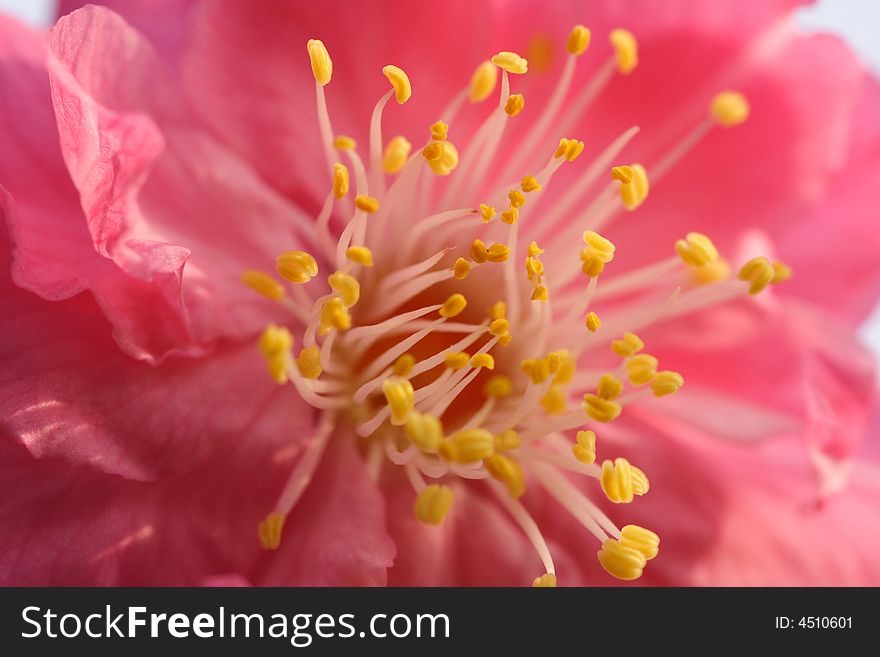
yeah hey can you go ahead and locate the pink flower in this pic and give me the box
[1,0,878,585]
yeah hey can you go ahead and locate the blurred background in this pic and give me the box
[3,0,879,360]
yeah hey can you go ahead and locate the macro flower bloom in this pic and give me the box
[1,0,879,585]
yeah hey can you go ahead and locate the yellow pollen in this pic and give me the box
[585,311,602,332]
[430,120,449,141]
[620,525,661,561]
[470,239,489,263]
[487,243,511,263]
[485,375,513,398]
[521,358,551,385]
[306,39,332,86]
[469,60,498,103]
[597,538,647,580]
[328,271,360,307]
[619,163,649,210]
[580,230,616,277]
[445,351,471,370]
[651,370,684,397]
[479,204,496,222]
[296,345,322,379]
[471,353,495,370]
[426,140,459,176]
[405,412,444,451]
[276,250,318,284]
[711,90,750,126]
[597,373,624,400]
[346,245,374,267]
[567,24,591,55]
[257,512,286,550]
[530,286,549,302]
[500,208,519,225]
[491,51,529,74]
[675,232,719,267]
[485,453,526,498]
[611,332,644,357]
[494,429,521,451]
[490,300,507,320]
[393,353,416,377]
[540,384,568,415]
[532,573,557,587]
[354,194,380,213]
[626,353,658,386]
[440,293,468,318]
[609,29,638,74]
[332,163,350,199]
[508,189,527,208]
[383,377,415,426]
[521,175,542,193]
[600,457,649,503]
[382,64,412,104]
[383,135,412,174]
[241,270,285,301]
[572,430,597,464]
[414,484,454,525]
[446,428,494,462]
[318,297,351,335]
[772,261,792,283]
[453,257,472,280]
[582,393,622,422]
[610,165,634,183]
[489,318,510,336]
[504,93,525,116]
[333,134,356,150]
[737,256,775,295]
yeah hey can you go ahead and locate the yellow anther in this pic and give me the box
[600,457,648,503]
[346,246,374,267]
[609,29,638,74]
[296,346,322,379]
[521,358,551,385]
[597,373,624,401]
[532,573,557,587]
[333,135,356,150]
[500,208,519,225]
[479,204,496,222]
[405,412,444,451]
[470,239,489,263]
[276,250,318,284]
[711,90,749,126]
[393,353,416,377]
[258,324,293,384]
[330,160,348,196]
[485,375,513,398]
[354,195,380,213]
[445,351,471,370]
[564,139,585,161]
[525,256,544,283]
[328,271,360,307]
[306,39,332,86]
[582,393,622,423]
[619,163,649,210]
[546,351,563,373]
[651,370,684,397]
[528,241,545,258]
[737,256,775,295]
[508,189,527,209]
[453,257,472,280]
[597,538,647,581]
[551,350,575,385]
[440,293,467,318]
[446,428,494,462]
[626,353,658,386]
[572,430,597,465]
[498,331,512,346]
[540,384,568,415]
[485,453,526,498]
[426,140,459,176]
[504,93,525,116]
[469,60,498,102]
[471,353,495,370]
[772,261,792,284]
[382,64,412,104]
[487,243,511,263]
[580,230,616,277]
[611,165,634,183]
[554,138,570,159]
[585,311,602,332]
[692,258,730,285]
[530,285,549,301]
[494,429,521,451]
[489,318,510,336]
[611,332,644,357]
[567,24,591,55]
[318,296,351,335]
[491,51,529,74]
[620,525,660,561]
[257,512,285,550]
[675,232,719,267]
[241,270,285,301]
[414,484,453,526]
[382,377,415,426]
[521,175,542,193]
[422,141,444,161]
[383,135,412,174]
[430,120,449,141]
[490,300,507,320]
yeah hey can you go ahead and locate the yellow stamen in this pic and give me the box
[354,194,380,213]
[532,573,557,587]
[711,91,750,126]
[383,135,412,174]
[501,208,519,225]
[540,384,568,415]
[276,251,318,284]
[328,271,360,307]
[531,285,549,301]
[405,412,444,451]
[471,353,495,370]
[431,120,449,141]
[485,453,526,498]
[257,512,286,550]
[487,243,511,263]
[525,256,544,282]
[504,93,525,116]
[521,358,551,385]
[241,270,285,301]
[306,39,332,86]
[620,525,660,560]
[491,51,529,74]
[527,241,545,257]
[296,345,322,380]
[453,257,472,280]
[346,246,374,267]
[414,484,454,525]
[772,261,792,283]
[383,377,415,426]
[580,230,616,277]
[597,538,647,580]
[521,176,542,194]
[485,375,513,398]
[626,354,658,386]
[422,141,444,161]
[480,204,496,222]
[552,351,575,385]
[567,24,591,55]
[333,134,356,150]
[600,457,649,503]
[318,297,351,335]
[611,332,644,357]
[692,258,730,285]
[597,373,623,400]
[585,311,602,332]
[572,430,597,464]
[564,139,585,161]
[490,300,507,320]
[393,353,416,377]
[258,325,293,384]
[494,429,521,451]
[382,64,412,104]
[469,60,498,103]
[508,189,527,209]
[737,256,775,295]
[609,29,638,74]
[332,162,350,199]
[445,428,494,462]
[426,141,459,176]
[582,393,621,422]
[470,239,489,263]
[440,293,467,318]
[554,138,569,159]
[675,232,718,267]
[619,163,649,210]
[445,351,471,370]
[651,370,684,397]
[489,318,510,336]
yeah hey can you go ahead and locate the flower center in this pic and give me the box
[243,28,789,585]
